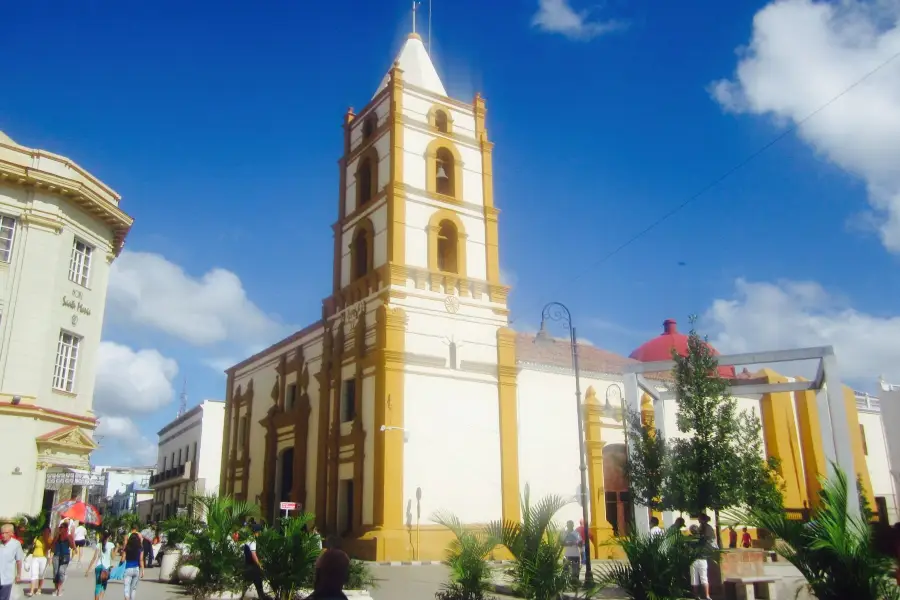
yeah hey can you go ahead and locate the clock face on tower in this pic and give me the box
[444,295,460,314]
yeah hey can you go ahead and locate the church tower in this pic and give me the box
[320,31,520,560]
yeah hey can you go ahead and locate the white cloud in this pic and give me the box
[704,278,900,384]
[107,251,287,347]
[94,341,179,415]
[710,0,900,250]
[95,415,159,466]
[531,0,625,41]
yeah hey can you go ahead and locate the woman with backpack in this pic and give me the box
[84,531,115,600]
[120,528,144,600]
[48,522,75,597]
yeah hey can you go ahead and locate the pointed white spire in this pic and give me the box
[373,34,446,99]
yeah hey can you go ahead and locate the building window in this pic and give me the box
[357,156,375,206]
[240,415,249,446]
[69,238,93,287]
[435,148,455,196]
[52,331,81,392]
[860,424,869,455]
[185,444,190,461]
[434,110,449,133]
[178,448,183,465]
[362,115,376,140]
[341,379,356,423]
[338,479,355,535]
[286,383,297,411]
[352,229,369,280]
[436,220,459,273]
[0,216,15,263]
[162,457,167,471]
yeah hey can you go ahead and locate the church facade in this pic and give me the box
[220,34,893,561]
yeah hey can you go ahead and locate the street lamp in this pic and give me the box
[603,383,624,421]
[535,301,593,584]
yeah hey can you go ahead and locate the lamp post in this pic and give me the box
[535,301,593,584]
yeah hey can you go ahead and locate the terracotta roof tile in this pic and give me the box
[515,332,640,375]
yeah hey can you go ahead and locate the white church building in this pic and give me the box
[219,30,895,562]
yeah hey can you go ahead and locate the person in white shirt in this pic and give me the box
[0,523,24,600]
[649,516,664,539]
[84,530,115,600]
[73,522,87,562]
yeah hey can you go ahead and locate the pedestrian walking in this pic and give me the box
[242,526,271,600]
[120,528,144,600]
[306,549,350,600]
[49,523,75,597]
[25,527,51,597]
[72,524,87,564]
[0,524,24,600]
[689,515,717,600]
[84,531,115,600]
[138,526,154,570]
[560,520,582,583]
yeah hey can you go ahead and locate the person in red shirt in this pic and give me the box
[741,527,752,548]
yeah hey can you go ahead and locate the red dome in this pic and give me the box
[629,319,735,378]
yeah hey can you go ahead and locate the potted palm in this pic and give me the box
[734,466,898,600]
[485,487,574,600]
[433,510,497,600]
[159,514,195,582]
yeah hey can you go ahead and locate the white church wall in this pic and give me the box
[859,410,897,522]
[402,128,432,191]
[400,300,503,366]
[403,199,433,270]
[517,368,630,525]
[400,89,478,140]
[402,368,503,524]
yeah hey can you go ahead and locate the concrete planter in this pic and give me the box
[159,548,182,582]
[177,564,199,582]
[207,590,372,599]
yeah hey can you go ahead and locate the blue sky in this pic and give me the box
[2,0,899,465]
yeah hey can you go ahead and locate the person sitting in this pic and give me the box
[307,549,350,600]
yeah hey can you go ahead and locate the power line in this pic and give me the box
[570,49,900,283]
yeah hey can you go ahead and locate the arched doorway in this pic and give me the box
[603,443,629,535]
[274,447,294,516]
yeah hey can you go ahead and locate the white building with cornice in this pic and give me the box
[0,130,133,518]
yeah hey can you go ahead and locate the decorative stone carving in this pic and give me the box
[444,295,460,314]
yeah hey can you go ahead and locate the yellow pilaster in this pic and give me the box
[793,379,827,507]
[757,369,807,508]
[582,387,615,557]
[497,328,521,523]
[387,63,406,283]
[843,386,875,507]
[474,93,501,287]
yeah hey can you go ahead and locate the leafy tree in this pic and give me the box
[626,321,784,541]
[433,511,498,600]
[624,410,669,513]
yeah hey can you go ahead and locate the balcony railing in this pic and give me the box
[149,461,191,487]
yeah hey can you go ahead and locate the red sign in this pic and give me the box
[279,502,297,511]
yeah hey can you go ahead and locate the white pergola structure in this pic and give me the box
[623,345,859,535]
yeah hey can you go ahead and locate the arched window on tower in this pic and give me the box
[362,116,376,140]
[353,229,369,280]
[436,220,459,274]
[357,156,374,206]
[434,110,449,133]
[435,148,455,197]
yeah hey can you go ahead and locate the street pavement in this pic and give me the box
[11,561,456,600]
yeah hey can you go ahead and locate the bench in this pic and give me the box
[724,576,778,600]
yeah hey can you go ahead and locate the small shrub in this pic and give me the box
[257,515,321,600]
[433,511,496,600]
[347,559,378,590]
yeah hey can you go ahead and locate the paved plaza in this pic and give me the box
[11,561,453,600]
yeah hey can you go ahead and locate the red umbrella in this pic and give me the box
[52,500,102,525]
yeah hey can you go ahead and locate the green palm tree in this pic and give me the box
[485,487,574,600]
[15,512,48,550]
[433,510,498,600]
[734,466,898,600]
[256,514,322,600]
[595,526,704,600]
[182,495,259,600]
